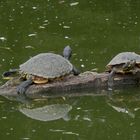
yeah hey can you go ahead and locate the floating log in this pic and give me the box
[0,71,140,99]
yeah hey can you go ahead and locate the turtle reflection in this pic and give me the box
[19,104,72,121]
[106,91,140,118]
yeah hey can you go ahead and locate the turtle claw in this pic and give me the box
[17,86,26,94]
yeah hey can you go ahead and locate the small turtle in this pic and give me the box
[106,52,140,88]
[19,104,72,121]
[3,46,80,94]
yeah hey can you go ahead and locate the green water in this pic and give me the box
[0,0,140,139]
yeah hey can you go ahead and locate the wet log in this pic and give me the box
[0,71,140,99]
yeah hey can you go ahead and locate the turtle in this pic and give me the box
[19,104,72,121]
[3,46,80,94]
[106,52,140,88]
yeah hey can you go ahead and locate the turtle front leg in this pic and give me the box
[17,79,33,94]
[108,68,116,90]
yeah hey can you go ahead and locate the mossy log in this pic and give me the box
[0,71,140,99]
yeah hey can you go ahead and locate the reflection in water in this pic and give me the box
[49,129,79,136]
[106,89,140,119]
[1,89,140,139]
[107,102,135,118]
[19,104,72,122]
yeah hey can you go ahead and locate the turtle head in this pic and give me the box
[63,46,72,60]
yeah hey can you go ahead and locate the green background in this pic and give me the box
[0,0,140,140]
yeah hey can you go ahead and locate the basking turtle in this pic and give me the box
[3,46,80,94]
[106,52,140,88]
[19,104,72,121]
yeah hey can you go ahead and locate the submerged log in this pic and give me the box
[0,71,140,99]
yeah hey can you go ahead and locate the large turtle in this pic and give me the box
[106,52,140,88]
[3,46,80,94]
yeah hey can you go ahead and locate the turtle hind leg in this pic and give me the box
[17,79,33,94]
[72,65,80,75]
[108,68,116,90]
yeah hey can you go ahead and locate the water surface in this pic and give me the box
[0,0,140,140]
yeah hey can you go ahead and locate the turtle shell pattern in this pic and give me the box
[19,53,73,79]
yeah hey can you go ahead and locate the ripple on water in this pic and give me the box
[28,33,37,37]
[0,37,7,42]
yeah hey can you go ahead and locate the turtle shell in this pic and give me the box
[106,52,140,70]
[19,53,73,79]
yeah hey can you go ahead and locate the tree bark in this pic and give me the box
[0,71,140,99]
